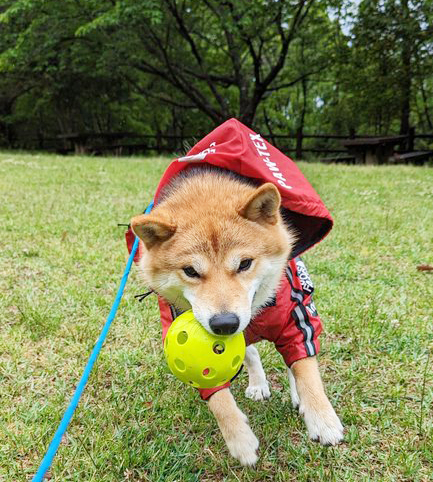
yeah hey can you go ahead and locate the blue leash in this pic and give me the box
[33,201,153,481]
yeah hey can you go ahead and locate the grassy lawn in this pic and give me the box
[1,152,432,481]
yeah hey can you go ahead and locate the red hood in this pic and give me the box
[154,118,333,258]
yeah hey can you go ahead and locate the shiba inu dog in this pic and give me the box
[128,119,343,466]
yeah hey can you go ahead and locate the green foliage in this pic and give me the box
[0,0,432,147]
[337,0,433,133]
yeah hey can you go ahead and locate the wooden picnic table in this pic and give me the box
[341,135,407,164]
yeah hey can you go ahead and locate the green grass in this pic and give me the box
[1,152,432,481]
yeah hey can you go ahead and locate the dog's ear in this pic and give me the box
[238,183,281,225]
[131,212,176,249]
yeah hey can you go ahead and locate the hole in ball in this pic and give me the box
[202,367,216,378]
[177,331,188,345]
[174,358,185,371]
[232,355,241,368]
[213,342,225,354]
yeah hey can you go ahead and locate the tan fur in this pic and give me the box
[131,169,343,465]
[238,182,281,225]
[131,171,295,330]
[291,357,327,405]
[291,357,344,445]
[131,213,176,249]
[208,388,259,466]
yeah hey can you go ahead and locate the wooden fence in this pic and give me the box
[12,128,433,162]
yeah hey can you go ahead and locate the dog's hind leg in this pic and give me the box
[290,356,344,446]
[244,345,271,401]
[288,367,300,409]
[208,388,259,466]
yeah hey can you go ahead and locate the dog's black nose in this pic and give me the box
[209,313,240,335]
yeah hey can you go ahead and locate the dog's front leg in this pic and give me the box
[290,356,344,446]
[244,345,271,401]
[208,388,259,466]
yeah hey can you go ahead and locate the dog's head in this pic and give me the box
[131,178,295,335]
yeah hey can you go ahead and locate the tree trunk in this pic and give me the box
[296,77,308,160]
[420,81,433,130]
[399,0,412,142]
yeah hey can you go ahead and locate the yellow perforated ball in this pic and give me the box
[164,310,246,389]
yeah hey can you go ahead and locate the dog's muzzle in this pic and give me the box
[209,313,240,335]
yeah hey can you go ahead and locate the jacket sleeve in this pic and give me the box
[274,258,322,367]
[198,383,231,400]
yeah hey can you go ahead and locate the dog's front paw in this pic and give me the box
[300,405,344,446]
[226,420,259,466]
[245,381,271,401]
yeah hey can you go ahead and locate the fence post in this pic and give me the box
[408,126,415,151]
[296,127,303,160]
[156,131,162,152]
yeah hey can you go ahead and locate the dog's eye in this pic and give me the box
[183,266,200,278]
[237,258,253,272]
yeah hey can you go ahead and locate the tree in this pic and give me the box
[77,0,321,127]
[1,0,432,149]
[344,0,432,134]
[0,0,148,140]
